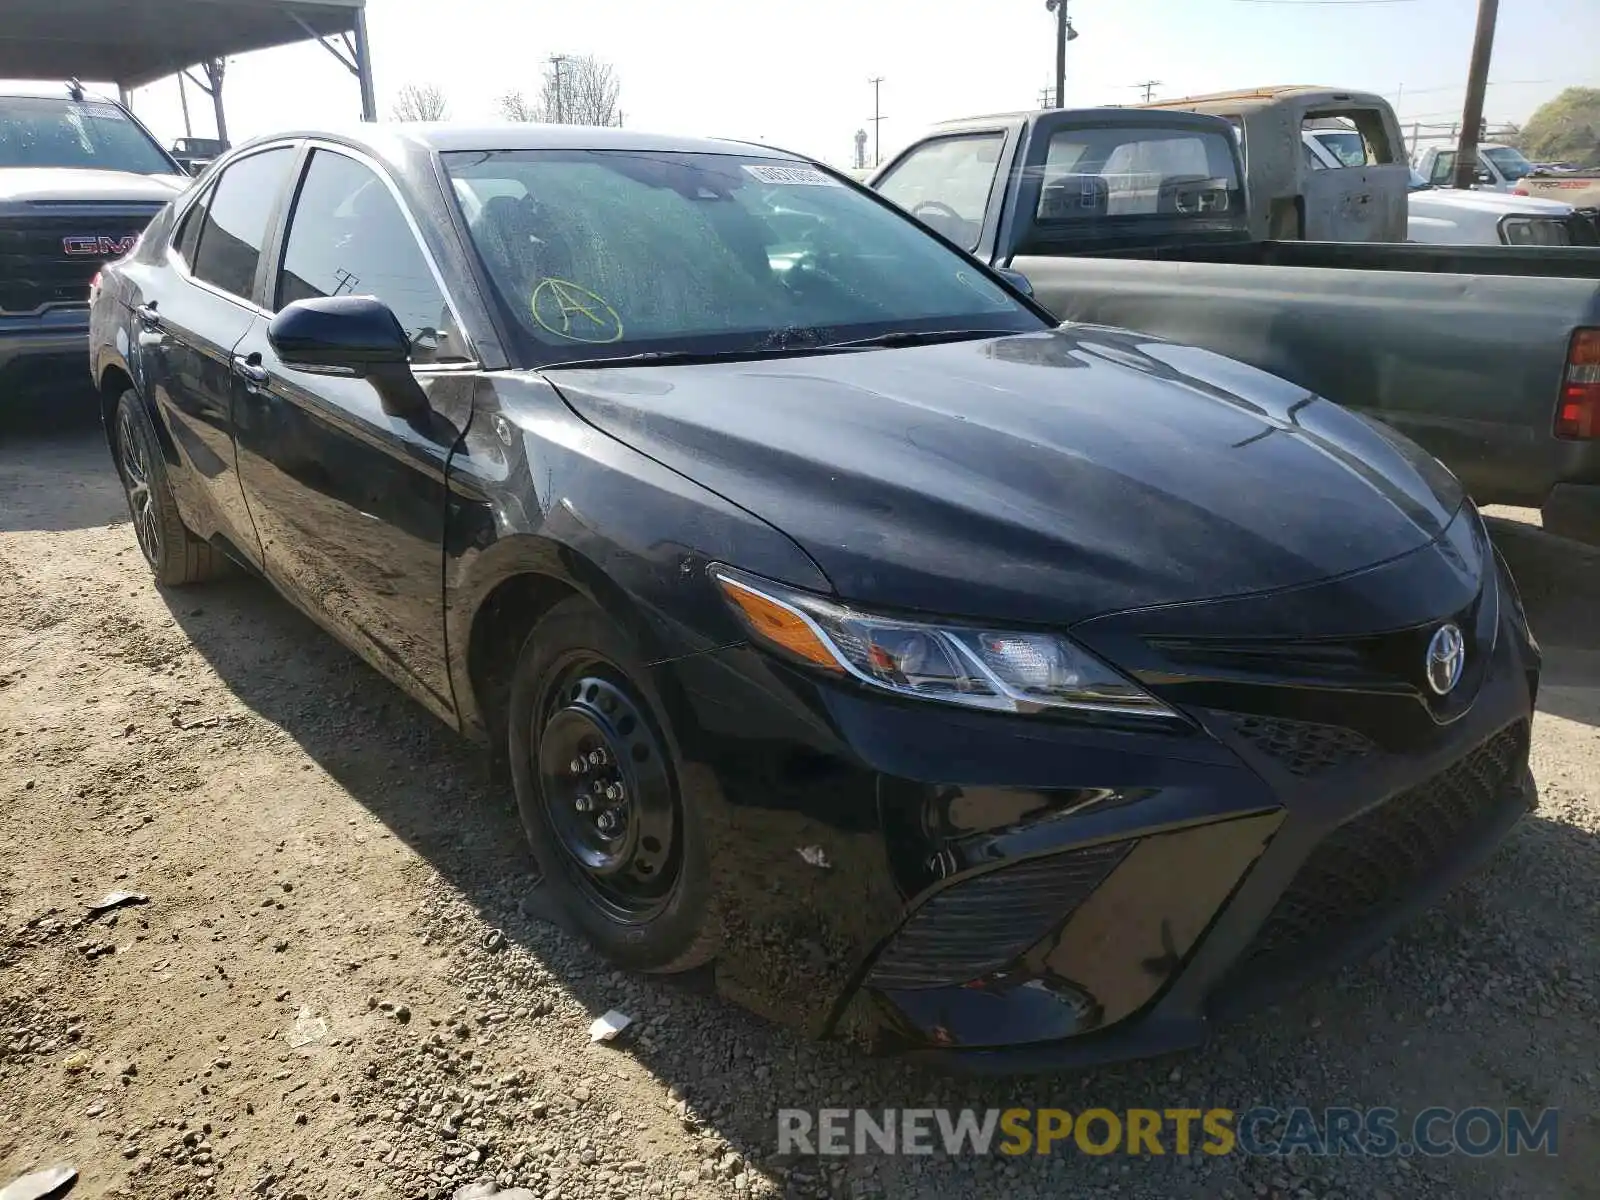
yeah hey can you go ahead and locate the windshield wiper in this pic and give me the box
[822,328,1021,350]
[535,348,803,371]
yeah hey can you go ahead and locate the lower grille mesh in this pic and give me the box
[1240,722,1527,969]
[866,840,1132,990]
[1227,714,1375,776]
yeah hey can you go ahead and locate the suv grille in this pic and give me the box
[0,207,162,315]
[865,840,1132,990]
[1240,722,1527,970]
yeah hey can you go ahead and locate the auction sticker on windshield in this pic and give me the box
[743,164,841,187]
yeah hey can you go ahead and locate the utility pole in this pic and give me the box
[1037,85,1053,110]
[1132,80,1162,104]
[1045,0,1074,108]
[869,77,885,166]
[550,54,568,124]
[1452,0,1498,189]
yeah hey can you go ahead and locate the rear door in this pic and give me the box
[133,145,298,562]
[231,144,477,720]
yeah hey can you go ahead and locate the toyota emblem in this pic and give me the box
[1425,623,1466,696]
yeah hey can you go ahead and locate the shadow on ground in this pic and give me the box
[0,415,122,536]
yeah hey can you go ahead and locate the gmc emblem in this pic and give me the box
[63,234,138,257]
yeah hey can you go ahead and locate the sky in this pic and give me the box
[11,0,1600,167]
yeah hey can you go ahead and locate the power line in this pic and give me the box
[1225,0,1419,6]
[1131,80,1163,103]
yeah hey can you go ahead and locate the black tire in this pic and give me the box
[1540,497,1600,548]
[112,389,224,586]
[508,596,718,973]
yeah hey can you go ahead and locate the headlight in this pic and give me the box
[711,566,1177,719]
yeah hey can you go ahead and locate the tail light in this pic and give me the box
[1512,186,1528,196]
[1556,328,1600,440]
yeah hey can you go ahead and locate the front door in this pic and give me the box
[232,146,477,720]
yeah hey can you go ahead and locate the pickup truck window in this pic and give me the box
[445,148,1040,365]
[1429,151,1457,186]
[0,96,179,175]
[276,149,465,364]
[1037,127,1242,219]
[1484,146,1534,182]
[190,147,296,303]
[1310,130,1370,168]
[874,133,1004,250]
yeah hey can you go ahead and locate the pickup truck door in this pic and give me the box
[1299,124,1407,243]
[129,146,298,566]
[230,145,476,723]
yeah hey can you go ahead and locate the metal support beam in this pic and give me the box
[290,11,359,74]
[353,7,377,122]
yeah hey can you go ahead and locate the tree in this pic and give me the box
[1518,88,1600,167]
[498,90,540,123]
[392,83,449,122]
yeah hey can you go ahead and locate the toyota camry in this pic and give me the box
[88,124,1540,1070]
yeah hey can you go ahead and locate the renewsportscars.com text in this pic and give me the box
[776,1107,1559,1158]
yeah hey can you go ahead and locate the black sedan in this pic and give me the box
[89,124,1539,1070]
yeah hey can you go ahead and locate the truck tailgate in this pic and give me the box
[1016,254,1600,505]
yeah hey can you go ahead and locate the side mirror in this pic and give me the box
[996,267,1034,297]
[1475,170,1494,185]
[268,295,429,420]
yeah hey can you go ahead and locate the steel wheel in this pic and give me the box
[535,662,680,925]
[117,403,161,566]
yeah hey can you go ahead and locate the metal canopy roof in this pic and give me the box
[0,0,366,90]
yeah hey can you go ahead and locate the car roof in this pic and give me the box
[1143,85,1391,113]
[227,122,799,163]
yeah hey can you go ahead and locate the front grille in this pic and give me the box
[865,840,1132,990]
[0,208,161,314]
[1239,722,1527,970]
[1226,714,1375,777]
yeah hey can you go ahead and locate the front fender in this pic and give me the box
[443,373,833,743]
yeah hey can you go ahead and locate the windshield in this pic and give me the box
[0,96,178,174]
[1484,146,1533,181]
[444,149,1043,365]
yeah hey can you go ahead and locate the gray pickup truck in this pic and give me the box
[868,108,1600,542]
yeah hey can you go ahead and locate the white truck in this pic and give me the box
[1301,131,1591,246]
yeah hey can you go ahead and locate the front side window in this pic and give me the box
[874,133,1005,250]
[445,149,1040,367]
[190,147,296,301]
[1036,126,1242,219]
[276,149,464,364]
[0,96,178,175]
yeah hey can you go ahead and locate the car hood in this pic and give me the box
[0,167,187,203]
[1409,187,1572,217]
[549,328,1465,625]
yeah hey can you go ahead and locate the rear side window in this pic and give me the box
[275,149,464,364]
[191,147,295,301]
[171,186,212,270]
[875,133,1004,251]
[1429,151,1457,186]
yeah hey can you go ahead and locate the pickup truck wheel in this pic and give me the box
[507,597,718,973]
[112,390,224,586]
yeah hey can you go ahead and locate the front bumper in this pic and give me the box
[0,308,91,400]
[653,509,1539,1070]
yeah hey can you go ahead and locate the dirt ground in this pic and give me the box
[3,415,1599,1200]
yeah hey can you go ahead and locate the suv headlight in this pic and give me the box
[712,566,1177,719]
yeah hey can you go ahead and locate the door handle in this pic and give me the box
[134,303,163,330]
[231,355,269,386]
